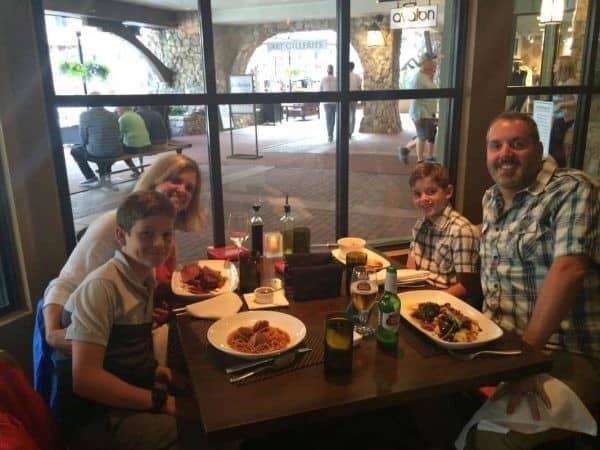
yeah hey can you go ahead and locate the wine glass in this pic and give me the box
[227,212,249,259]
[350,265,379,336]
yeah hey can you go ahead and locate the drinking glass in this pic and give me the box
[350,265,379,336]
[345,251,367,296]
[227,212,249,258]
[324,312,354,375]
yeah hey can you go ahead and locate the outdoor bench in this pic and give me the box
[86,140,192,189]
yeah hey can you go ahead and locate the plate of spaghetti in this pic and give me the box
[207,311,307,359]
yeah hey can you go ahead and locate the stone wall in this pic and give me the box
[142,12,205,97]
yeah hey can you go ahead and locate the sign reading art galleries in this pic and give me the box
[267,40,328,52]
[390,5,438,29]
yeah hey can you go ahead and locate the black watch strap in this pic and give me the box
[151,387,167,413]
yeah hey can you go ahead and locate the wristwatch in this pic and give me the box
[150,387,167,413]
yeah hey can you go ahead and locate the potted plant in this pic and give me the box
[59,60,110,81]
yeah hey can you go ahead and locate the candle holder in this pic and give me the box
[263,231,283,258]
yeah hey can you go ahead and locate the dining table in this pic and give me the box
[175,280,553,445]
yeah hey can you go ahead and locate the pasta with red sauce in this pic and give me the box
[227,320,290,354]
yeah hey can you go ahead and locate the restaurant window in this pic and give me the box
[507,0,600,178]
[350,0,457,91]
[44,8,205,96]
[40,0,466,250]
[0,123,20,316]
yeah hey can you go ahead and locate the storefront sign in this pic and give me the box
[390,5,438,29]
[267,40,328,51]
[533,100,553,156]
[229,74,254,114]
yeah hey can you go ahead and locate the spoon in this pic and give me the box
[229,351,298,383]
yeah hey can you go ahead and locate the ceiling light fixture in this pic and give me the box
[539,0,564,25]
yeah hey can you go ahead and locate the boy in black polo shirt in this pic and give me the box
[60,191,200,450]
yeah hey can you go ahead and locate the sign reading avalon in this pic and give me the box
[390,5,438,29]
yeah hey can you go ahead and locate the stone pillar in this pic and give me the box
[351,18,401,134]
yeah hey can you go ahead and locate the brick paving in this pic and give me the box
[67,112,423,263]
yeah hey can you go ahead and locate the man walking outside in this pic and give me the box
[320,64,337,143]
[349,61,362,138]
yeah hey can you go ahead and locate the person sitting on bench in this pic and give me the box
[116,106,151,178]
[136,106,168,152]
[70,97,123,186]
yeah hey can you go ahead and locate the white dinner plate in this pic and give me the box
[185,292,243,319]
[171,259,239,299]
[331,248,391,270]
[400,290,503,349]
[207,311,307,359]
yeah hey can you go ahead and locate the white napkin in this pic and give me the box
[455,374,597,450]
[373,269,430,285]
[353,330,362,346]
[185,292,242,319]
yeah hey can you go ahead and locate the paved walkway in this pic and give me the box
[66,111,422,263]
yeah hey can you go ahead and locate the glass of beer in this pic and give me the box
[350,265,379,336]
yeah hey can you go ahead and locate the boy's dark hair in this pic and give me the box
[116,191,176,233]
[487,111,540,143]
[409,162,451,189]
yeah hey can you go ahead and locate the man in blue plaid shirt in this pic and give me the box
[467,112,599,449]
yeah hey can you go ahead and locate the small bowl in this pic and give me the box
[254,286,275,304]
[337,237,366,257]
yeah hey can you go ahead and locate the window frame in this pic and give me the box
[506,0,600,170]
[34,0,469,252]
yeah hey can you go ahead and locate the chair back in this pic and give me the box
[32,298,60,415]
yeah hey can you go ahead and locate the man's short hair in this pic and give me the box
[409,162,450,189]
[487,111,541,143]
[116,191,176,233]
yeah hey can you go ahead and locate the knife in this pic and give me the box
[225,347,311,374]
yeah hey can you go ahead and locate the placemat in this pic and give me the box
[185,318,324,385]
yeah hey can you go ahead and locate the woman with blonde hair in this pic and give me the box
[42,153,204,354]
[550,55,577,166]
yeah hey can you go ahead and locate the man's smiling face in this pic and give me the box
[486,119,543,198]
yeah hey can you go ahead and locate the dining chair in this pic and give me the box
[32,298,60,416]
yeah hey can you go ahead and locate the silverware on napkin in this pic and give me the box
[230,350,304,383]
[225,347,311,374]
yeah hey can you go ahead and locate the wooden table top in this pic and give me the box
[176,295,552,443]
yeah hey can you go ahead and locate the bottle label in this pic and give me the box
[379,311,400,333]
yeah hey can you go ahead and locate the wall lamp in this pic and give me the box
[539,0,564,25]
[367,15,385,47]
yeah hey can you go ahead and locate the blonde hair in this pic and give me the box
[554,55,576,83]
[134,154,205,231]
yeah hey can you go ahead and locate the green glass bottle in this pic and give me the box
[376,266,401,350]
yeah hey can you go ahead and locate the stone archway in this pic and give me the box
[147,13,401,134]
[215,18,400,134]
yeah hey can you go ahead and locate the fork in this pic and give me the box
[447,349,523,360]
